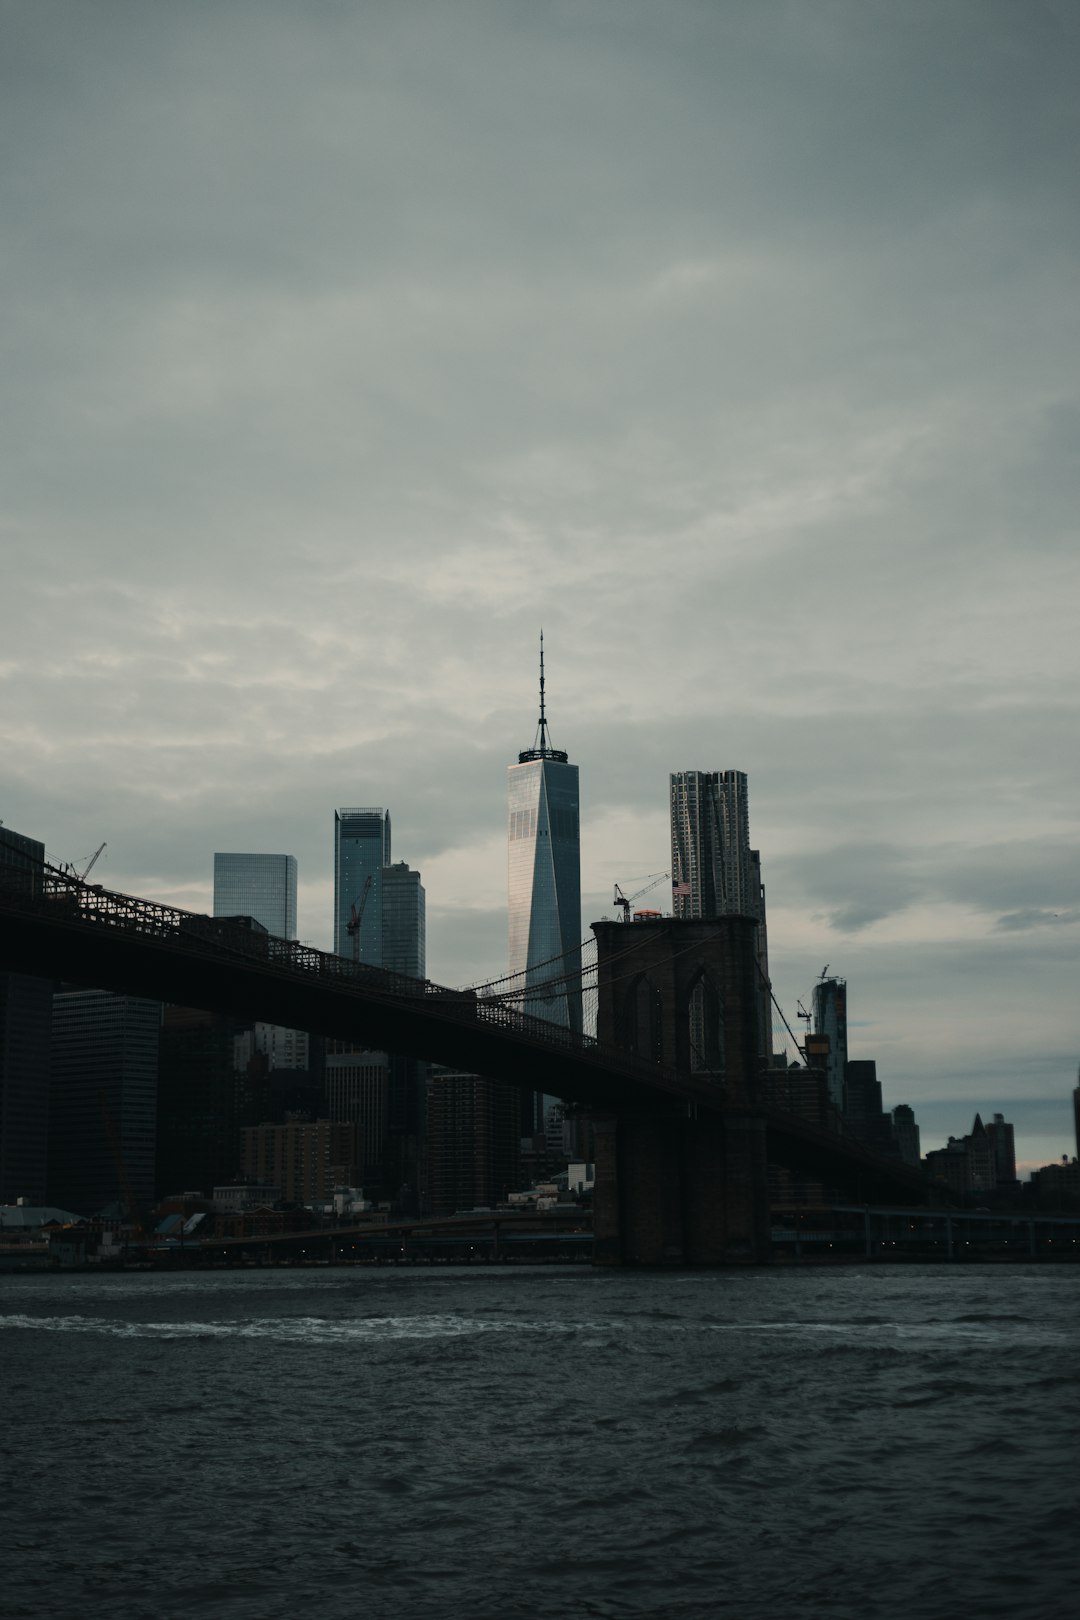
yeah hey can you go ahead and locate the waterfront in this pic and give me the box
[2,1265,1077,1619]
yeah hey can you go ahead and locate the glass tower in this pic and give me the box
[334,809,392,962]
[381,862,426,979]
[213,853,297,939]
[507,637,582,1035]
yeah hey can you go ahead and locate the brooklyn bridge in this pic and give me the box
[0,861,931,1265]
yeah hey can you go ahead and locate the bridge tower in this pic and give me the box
[590,914,770,1266]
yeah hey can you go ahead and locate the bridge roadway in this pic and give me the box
[0,865,929,1203]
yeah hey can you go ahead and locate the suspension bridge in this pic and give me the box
[0,860,931,1265]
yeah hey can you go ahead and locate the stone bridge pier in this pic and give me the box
[589,916,771,1266]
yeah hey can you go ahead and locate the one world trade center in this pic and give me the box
[507,635,582,1095]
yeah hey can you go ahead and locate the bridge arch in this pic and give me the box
[684,963,725,1078]
[618,972,664,1066]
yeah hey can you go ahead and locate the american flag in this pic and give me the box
[672,880,691,896]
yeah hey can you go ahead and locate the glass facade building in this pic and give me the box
[334,809,391,962]
[213,853,297,939]
[381,862,426,979]
[508,756,582,1031]
[507,642,582,1038]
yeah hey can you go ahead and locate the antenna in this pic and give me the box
[538,628,549,752]
[517,629,568,764]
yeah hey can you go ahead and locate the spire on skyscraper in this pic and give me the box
[519,629,568,763]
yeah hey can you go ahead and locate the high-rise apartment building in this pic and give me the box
[507,639,582,1034]
[812,977,847,1111]
[334,808,392,961]
[670,770,754,919]
[213,853,297,938]
[669,769,771,1065]
[0,826,51,1204]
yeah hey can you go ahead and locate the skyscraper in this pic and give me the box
[507,637,582,1035]
[812,976,847,1111]
[334,808,392,961]
[381,862,426,979]
[670,769,754,919]
[670,770,771,1065]
[213,853,297,939]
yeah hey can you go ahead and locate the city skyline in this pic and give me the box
[2,3,1077,1166]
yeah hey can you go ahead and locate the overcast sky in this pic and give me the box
[3,1,1078,1167]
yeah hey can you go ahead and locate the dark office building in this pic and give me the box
[0,826,52,1204]
[428,1066,520,1216]
[156,1007,275,1200]
[843,1059,895,1154]
[49,990,160,1218]
[890,1103,922,1167]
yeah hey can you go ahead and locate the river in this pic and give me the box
[2,1264,1077,1619]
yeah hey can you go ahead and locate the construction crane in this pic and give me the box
[59,841,107,882]
[613,872,670,922]
[79,842,106,882]
[346,874,374,963]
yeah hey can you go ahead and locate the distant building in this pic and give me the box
[891,1104,921,1167]
[49,990,161,1217]
[507,638,582,1034]
[331,812,426,1201]
[156,1006,274,1201]
[213,852,297,939]
[670,769,755,918]
[428,1065,521,1217]
[842,1059,895,1154]
[334,808,391,961]
[925,1111,1014,1198]
[323,1043,389,1181]
[1029,1157,1080,1208]
[241,1118,361,1207]
[812,978,847,1112]
[0,826,51,1205]
[669,769,771,1062]
[381,861,426,979]
[508,637,581,1134]
[986,1112,1016,1185]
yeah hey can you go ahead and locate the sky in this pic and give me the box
[2,0,1078,1169]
